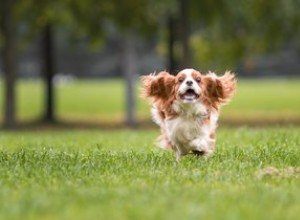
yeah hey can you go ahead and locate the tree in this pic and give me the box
[86,0,171,127]
[7,0,182,127]
[120,32,138,127]
[24,0,70,123]
[13,0,88,123]
[0,0,17,128]
[167,15,177,73]
[189,0,300,70]
[179,0,191,68]
[159,0,192,73]
[43,23,55,122]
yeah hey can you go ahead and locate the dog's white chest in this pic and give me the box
[165,116,205,144]
[164,102,213,154]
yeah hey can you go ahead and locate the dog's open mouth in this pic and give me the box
[180,89,199,101]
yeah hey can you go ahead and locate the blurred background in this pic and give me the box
[0,0,300,129]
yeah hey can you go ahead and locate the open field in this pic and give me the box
[0,79,300,124]
[0,127,300,219]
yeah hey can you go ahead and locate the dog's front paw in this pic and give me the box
[192,149,214,158]
[190,139,214,157]
[192,150,206,156]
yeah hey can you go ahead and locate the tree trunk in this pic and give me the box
[179,0,191,68]
[1,0,17,129]
[168,15,176,74]
[120,32,137,128]
[43,23,55,122]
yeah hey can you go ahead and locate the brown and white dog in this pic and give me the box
[140,68,236,159]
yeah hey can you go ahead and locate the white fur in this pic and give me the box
[151,105,163,127]
[178,69,201,103]
[152,100,219,159]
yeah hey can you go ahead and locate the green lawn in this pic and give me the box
[0,127,299,219]
[0,79,300,123]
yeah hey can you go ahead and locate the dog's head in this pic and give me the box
[141,68,236,110]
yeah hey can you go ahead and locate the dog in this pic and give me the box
[140,68,236,159]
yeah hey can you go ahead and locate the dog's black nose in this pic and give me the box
[186,81,193,86]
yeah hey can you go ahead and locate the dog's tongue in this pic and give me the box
[182,90,197,100]
[184,93,196,100]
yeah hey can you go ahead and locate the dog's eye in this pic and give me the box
[195,77,201,83]
[178,77,184,83]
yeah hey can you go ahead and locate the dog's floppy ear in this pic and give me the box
[140,71,175,100]
[202,71,237,109]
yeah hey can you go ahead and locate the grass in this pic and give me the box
[0,127,300,219]
[0,78,300,123]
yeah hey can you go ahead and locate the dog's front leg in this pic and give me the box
[174,144,188,161]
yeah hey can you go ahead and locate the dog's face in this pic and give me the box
[175,69,202,103]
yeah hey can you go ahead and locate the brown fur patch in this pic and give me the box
[191,71,202,83]
[140,71,178,121]
[209,131,215,139]
[201,71,236,111]
[140,71,175,100]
